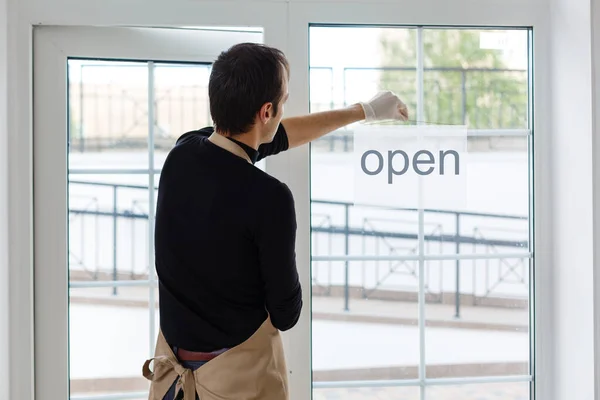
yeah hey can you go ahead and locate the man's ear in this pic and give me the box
[259,102,273,124]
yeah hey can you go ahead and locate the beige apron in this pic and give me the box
[143,317,289,400]
[143,133,289,399]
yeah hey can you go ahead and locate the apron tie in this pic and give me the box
[143,356,197,400]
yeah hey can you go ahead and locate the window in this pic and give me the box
[309,25,533,399]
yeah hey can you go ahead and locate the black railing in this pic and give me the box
[311,200,529,315]
[68,180,529,318]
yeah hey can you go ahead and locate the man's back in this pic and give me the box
[155,127,302,352]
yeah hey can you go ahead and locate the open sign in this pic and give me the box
[360,148,461,184]
[353,125,468,209]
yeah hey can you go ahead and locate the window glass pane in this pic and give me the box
[421,28,529,129]
[423,256,530,320]
[69,286,151,397]
[425,260,530,378]
[68,59,155,400]
[69,175,150,282]
[424,134,530,255]
[310,67,335,112]
[154,62,212,169]
[309,24,532,399]
[68,60,149,169]
[67,173,152,398]
[314,385,420,400]
[313,307,418,381]
[426,381,530,399]
[310,26,419,387]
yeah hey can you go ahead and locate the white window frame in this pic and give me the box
[286,4,549,400]
[8,1,599,400]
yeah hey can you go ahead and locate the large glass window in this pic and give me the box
[309,25,533,399]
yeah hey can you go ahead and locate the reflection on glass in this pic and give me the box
[69,175,151,282]
[309,24,531,397]
[69,286,151,397]
[68,60,149,169]
[426,382,529,400]
[314,386,420,400]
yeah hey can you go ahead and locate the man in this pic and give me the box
[143,43,408,400]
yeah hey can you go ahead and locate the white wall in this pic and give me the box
[593,0,600,396]
[7,1,35,399]
[549,0,597,397]
[0,0,9,398]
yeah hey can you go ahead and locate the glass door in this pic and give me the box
[309,25,534,400]
[33,25,264,400]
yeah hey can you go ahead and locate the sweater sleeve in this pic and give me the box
[254,181,302,330]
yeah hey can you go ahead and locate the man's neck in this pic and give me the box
[217,130,260,150]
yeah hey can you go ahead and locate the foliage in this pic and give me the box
[378,29,528,129]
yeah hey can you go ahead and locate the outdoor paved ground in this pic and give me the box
[78,384,530,400]
[68,286,531,399]
[312,295,528,331]
[69,285,529,331]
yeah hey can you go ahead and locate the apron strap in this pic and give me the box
[208,132,253,164]
[143,356,197,400]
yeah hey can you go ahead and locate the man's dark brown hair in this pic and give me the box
[208,42,290,136]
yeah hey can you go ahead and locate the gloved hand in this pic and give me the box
[359,90,409,122]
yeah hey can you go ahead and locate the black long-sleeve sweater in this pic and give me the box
[155,124,302,352]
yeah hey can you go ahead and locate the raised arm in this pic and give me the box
[256,91,407,159]
[281,104,365,149]
[282,91,409,149]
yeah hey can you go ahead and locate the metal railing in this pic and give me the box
[68,180,529,318]
[311,199,529,315]
[69,180,151,294]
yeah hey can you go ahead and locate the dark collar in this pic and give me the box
[226,137,259,164]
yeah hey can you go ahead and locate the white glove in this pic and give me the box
[359,90,409,122]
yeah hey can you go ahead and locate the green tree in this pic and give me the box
[378,29,528,129]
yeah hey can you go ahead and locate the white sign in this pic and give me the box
[353,124,468,210]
